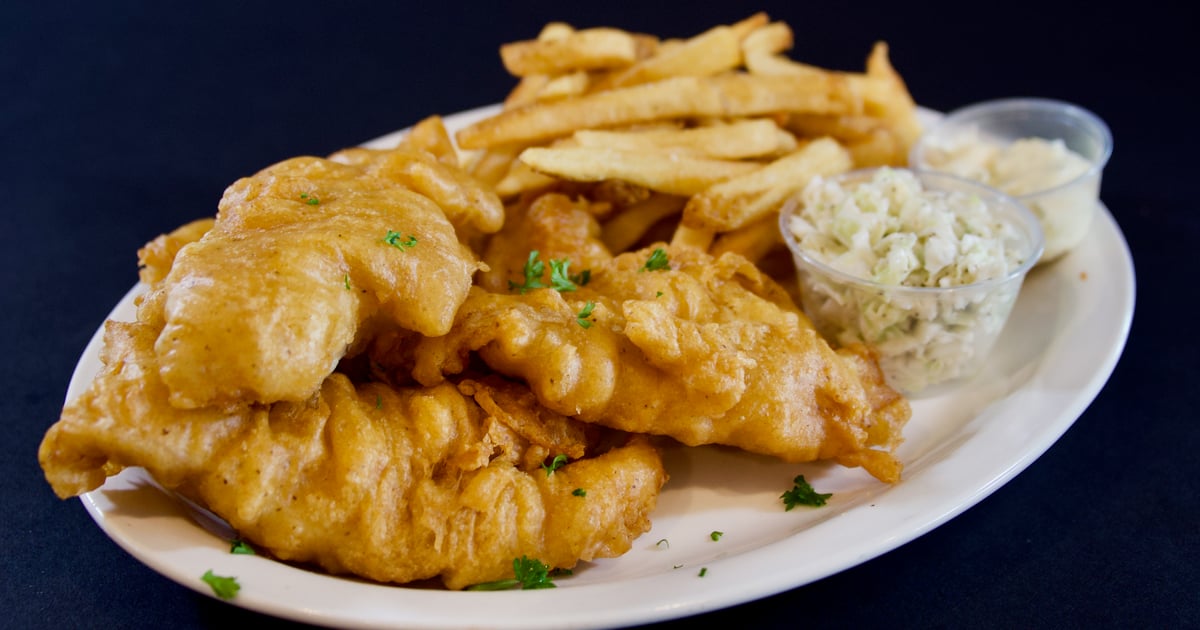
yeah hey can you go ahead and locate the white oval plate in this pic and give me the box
[69,106,1134,629]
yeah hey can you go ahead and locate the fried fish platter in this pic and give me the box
[406,197,909,483]
[137,119,501,410]
[39,319,666,590]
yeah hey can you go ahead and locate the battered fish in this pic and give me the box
[142,150,489,410]
[38,320,667,590]
[409,242,910,483]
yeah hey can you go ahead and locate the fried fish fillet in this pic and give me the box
[39,320,666,590]
[140,152,489,410]
[410,243,909,483]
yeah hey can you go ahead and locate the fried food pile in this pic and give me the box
[39,12,916,591]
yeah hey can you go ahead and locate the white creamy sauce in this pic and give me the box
[917,131,1097,261]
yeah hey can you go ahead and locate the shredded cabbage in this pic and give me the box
[787,168,1033,393]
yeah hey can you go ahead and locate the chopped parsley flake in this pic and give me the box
[542,454,568,476]
[698,567,708,577]
[781,475,832,510]
[466,556,565,590]
[710,531,723,541]
[230,540,255,555]
[572,487,587,497]
[656,539,669,549]
[300,192,320,206]
[510,250,547,293]
[576,301,596,328]
[201,570,240,599]
[383,230,418,251]
[640,247,670,272]
[510,251,591,294]
[343,274,351,290]
[549,259,579,291]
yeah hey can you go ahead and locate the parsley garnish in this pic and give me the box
[230,540,255,555]
[576,301,596,328]
[710,531,723,541]
[466,556,565,590]
[656,538,670,549]
[510,251,591,294]
[542,454,568,476]
[698,567,708,577]
[640,247,670,272]
[300,192,320,206]
[509,250,547,293]
[781,475,832,510]
[343,274,351,290]
[201,570,240,599]
[572,487,587,497]
[549,259,579,291]
[383,230,418,251]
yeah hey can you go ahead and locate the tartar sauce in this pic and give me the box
[916,131,1096,262]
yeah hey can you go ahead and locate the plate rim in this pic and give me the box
[67,105,1135,630]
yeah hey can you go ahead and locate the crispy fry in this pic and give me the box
[595,23,744,90]
[682,137,853,232]
[601,193,686,252]
[710,214,784,264]
[669,223,715,251]
[500,27,641,77]
[457,73,855,150]
[741,21,794,58]
[396,115,459,167]
[572,118,797,160]
[518,146,759,196]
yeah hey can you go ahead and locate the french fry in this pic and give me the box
[495,159,560,198]
[518,146,759,196]
[710,214,784,264]
[669,223,715,251]
[456,73,856,149]
[572,118,797,160]
[500,27,641,77]
[596,24,743,90]
[396,115,459,166]
[464,146,523,188]
[741,21,793,59]
[601,193,686,252]
[863,41,923,149]
[682,136,853,232]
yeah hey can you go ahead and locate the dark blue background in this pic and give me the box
[3,2,1195,628]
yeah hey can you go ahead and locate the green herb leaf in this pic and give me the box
[466,556,562,590]
[230,540,255,555]
[781,475,832,510]
[300,192,320,206]
[201,570,240,599]
[640,247,670,272]
[343,274,351,290]
[383,230,418,251]
[709,531,723,541]
[570,268,591,286]
[509,250,547,293]
[698,567,708,577]
[656,538,670,549]
[549,259,579,291]
[542,454,568,476]
[576,301,596,329]
[572,487,587,497]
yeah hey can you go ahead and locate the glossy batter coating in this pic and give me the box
[39,321,666,590]
[411,243,909,483]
